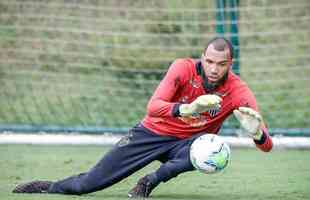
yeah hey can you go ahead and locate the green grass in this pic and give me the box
[1,144,310,200]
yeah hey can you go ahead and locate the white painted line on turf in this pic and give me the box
[0,132,310,149]
[0,132,121,145]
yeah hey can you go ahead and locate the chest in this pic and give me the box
[176,77,204,103]
[175,76,235,118]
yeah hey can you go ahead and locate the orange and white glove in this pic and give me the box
[179,94,222,117]
[233,107,263,140]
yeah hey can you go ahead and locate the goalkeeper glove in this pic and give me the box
[233,107,263,140]
[179,94,222,117]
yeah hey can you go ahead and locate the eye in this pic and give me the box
[219,62,227,67]
[206,59,213,64]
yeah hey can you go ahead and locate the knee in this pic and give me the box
[157,159,194,182]
[171,159,194,172]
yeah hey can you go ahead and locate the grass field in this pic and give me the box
[1,144,310,200]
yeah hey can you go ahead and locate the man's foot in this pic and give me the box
[128,175,158,198]
[12,180,53,193]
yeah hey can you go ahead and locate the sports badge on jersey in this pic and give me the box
[190,80,200,89]
[208,107,221,118]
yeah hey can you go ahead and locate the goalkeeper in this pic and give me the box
[13,37,273,198]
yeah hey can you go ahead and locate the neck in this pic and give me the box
[196,61,228,92]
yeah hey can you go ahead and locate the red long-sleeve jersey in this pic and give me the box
[142,58,272,152]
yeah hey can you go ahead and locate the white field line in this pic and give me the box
[0,132,310,149]
[0,132,121,145]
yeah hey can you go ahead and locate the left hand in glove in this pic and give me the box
[233,107,263,140]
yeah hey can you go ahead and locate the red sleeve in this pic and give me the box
[146,59,191,117]
[254,129,273,152]
[233,83,273,152]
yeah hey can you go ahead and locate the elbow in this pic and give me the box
[146,99,157,117]
[146,107,155,117]
[146,98,175,117]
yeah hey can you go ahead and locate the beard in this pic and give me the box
[204,71,229,91]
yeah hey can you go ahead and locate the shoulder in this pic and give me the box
[170,58,197,71]
[167,58,198,79]
[227,72,250,92]
[226,72,258,108]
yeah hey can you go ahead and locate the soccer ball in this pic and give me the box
[190,134,230,174]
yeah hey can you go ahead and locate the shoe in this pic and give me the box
[12,180,53,193]
[128,175,157,198]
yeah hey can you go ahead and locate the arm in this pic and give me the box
[147,59,222,118]
[253,124,273,152]
[234,107,273,152]
[146,59,189,117]
[233,87,273,152]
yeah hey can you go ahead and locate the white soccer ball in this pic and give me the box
[190,134,231,174]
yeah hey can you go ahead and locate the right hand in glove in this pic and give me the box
[179,94,222,117]
[233,107,263,140]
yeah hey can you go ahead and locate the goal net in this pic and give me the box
[0,0,309,136]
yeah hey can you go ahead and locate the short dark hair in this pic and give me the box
[204,37,234,59]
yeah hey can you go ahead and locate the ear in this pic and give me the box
[200,54,205,64]
[229,61,233,69]
[228,59,233,69]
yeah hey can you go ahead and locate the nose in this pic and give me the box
[209,63,218,73]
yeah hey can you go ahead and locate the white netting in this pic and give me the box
[0,0,309,135]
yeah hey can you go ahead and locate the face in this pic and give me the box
[201,44,232,84]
